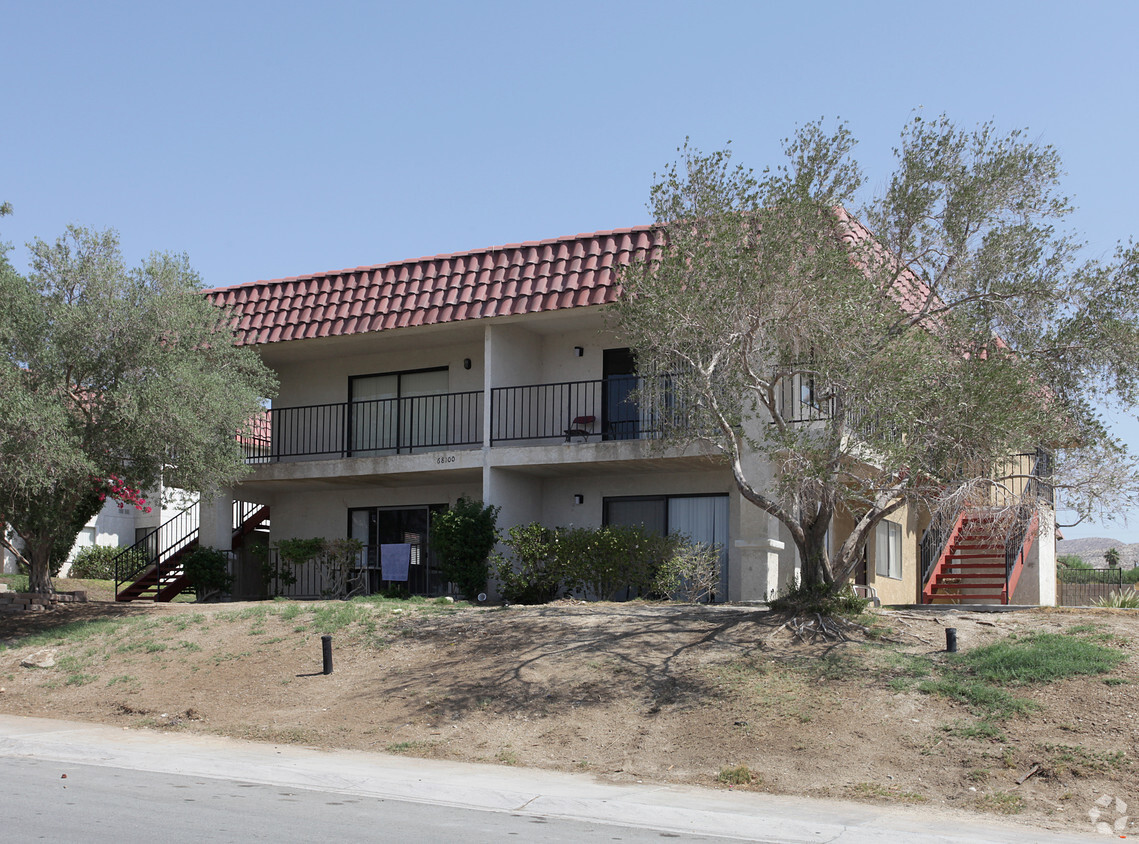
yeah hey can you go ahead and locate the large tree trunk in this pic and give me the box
[27,539,55,595]
[798,529,831,588]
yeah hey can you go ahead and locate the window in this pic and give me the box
[349,367,449,454]
[603,494,729,598]
[875,519,902,580]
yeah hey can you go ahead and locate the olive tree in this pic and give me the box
[615,117,1139,591]
[0,224,277,594]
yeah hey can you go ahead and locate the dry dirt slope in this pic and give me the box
[1,598,1136,837]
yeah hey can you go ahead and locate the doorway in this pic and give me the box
[602,348,638,440]
[348,505,445,595]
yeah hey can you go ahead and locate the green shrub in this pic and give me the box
[494,524,564,604]
[494,522,687,603]
[1093,589,1139,609]
[182,546,233,601]
[652,540,721,602]
[717,764,756,786]
[558,524,676,600]
[1056,553,1088,570]
[431,498,499,600]
[68,545,148,581]
[768,580,870,616]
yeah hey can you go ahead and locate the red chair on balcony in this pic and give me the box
[564,415,595,442]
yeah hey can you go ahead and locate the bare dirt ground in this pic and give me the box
[1,596,1136,837]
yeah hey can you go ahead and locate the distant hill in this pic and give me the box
[1056,536,1139,568]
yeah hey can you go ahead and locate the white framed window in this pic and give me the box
[875,519,902,580]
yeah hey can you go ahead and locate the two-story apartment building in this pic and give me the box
[185,224,1055,606]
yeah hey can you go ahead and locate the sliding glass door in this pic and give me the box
[349,368,449,455]
[603,493,729,600]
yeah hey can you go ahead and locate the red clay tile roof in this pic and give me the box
[206,212,937,347]
[834,207,939,323]
[205,227,663,346]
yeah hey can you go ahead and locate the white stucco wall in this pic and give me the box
[1011,504,1057,606]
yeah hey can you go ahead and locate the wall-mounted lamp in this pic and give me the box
[463,358,472,370]
[573,494,584,505]
[573,346,584,357]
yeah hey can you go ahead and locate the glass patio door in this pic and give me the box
[349,506,434,595]
[350,368,448,455]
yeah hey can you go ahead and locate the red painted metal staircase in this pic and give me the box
[920,451,1051,606]
[923,514,1009,604]
[114,502,269,602]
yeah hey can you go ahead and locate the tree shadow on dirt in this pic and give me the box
[0,601,171,646]
[343,603,791,721]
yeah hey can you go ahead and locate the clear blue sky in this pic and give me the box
[3,1,1137,540]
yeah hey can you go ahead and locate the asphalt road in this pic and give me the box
[0,714,1102,843]
[4,756,738,843]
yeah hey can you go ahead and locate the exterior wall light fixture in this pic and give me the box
[463,358,472,369]
[573,494,584,505]
[573,346,584,357]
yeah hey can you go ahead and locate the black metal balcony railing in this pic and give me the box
[491,376,683,444]
[245,391,483,461]
[244,377,694,462]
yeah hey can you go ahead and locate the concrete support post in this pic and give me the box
[734,537,787,602]
[198,488,235,553]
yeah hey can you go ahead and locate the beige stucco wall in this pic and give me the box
[270,480,481,543]
[864,503,921,605]
[275,337,484,409]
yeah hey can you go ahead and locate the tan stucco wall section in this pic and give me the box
[864,503,921,604]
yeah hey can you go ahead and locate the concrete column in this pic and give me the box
[733,537,786,602]
[198,488,234,553]
[1035,505,1057,606]
[483,467,543,601]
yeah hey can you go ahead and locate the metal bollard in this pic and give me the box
[946,628,958,653]
[322,634,333,675]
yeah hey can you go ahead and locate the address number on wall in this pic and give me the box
[435,455,456,465]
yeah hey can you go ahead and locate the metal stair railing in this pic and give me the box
[920,510,963,588]
[114,501,200,599]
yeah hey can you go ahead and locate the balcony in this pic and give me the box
[243,391,484,462]
[243,377,682,463]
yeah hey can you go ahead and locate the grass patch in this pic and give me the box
[0,574,30,592]
[956,633,1126,684]
[211,651,252,665]
[849,782,927,803]
[941,720,1007,742]
[385,740,437,755]
[308,602,376,635]
[917,676,1036,720]
[65,673,97,686]
[717,764,756,786]
[911,632,1126,724]
[975,791,1023,814]
[10,618,126,650]
[1040,744,1128,776]
[276,603,302,622]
